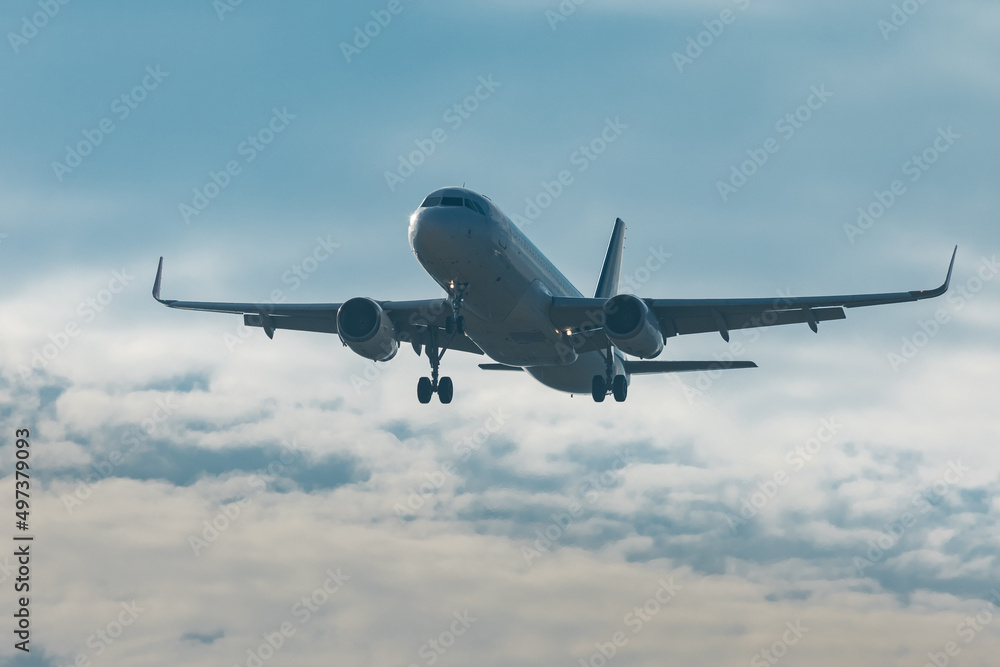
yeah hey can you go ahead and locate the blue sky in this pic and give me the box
[1,1,999,665]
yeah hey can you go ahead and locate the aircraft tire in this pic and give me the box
[417,376,433,404]
[438,376,454,404]
[592,375,606,402]
[612,375,627,402]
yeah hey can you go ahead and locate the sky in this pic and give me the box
[1,0,999,665]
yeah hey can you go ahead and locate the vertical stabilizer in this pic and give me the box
[594,218,626,298]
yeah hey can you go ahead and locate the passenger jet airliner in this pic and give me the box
[153,186,955,403]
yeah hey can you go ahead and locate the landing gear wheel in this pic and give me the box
[592,375,606,403]
[612,375,628,402]
[417,377,433,404]
[445,316,455,335]
[416,328,452,405]
[455,316,465,335]
[438,376,454,404]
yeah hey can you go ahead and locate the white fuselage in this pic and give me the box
[408,187,624,393]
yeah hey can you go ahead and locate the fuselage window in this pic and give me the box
[441,196,463,206]
[421,196,441,207]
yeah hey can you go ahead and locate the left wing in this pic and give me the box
[152,258,483,355]
[549,247,956,348]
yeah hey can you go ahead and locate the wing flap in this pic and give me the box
[244,313,338,334]
[665,305,846,337]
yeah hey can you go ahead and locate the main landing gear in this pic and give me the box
[592,344,628,403]
[415,281,468,404]
[416,337,453,404]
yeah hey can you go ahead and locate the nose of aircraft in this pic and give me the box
[409,206,467,261]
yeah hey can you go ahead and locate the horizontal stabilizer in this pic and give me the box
[623,360,757,374]
[478,363,523,371]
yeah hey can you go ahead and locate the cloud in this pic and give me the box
[1,1,998,664]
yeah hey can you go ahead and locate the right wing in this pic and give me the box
[549,247,956,350]
[152,258,483,355]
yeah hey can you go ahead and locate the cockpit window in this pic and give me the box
[421,196,441,207]
[464,199,486,215]
[441,196,463,206]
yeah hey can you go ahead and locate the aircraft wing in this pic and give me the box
[152,258,483,355]
[549,247,956,348]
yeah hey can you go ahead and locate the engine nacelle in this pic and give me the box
[337,297,398,362]
[603,294,664,359]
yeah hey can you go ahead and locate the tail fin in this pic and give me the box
[595,218,626,298]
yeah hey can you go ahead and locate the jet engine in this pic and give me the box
[603,294,664,359]
[337,297,398,361]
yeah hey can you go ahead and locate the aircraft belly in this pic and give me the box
[523,352,608,393]
[465,279,570,367]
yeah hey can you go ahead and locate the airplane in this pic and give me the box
[152,186,956,404]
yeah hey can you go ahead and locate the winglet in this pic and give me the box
[152,256,165,303]
[942,245,957,293]
[911,246,957,300]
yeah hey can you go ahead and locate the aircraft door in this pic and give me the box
[494,217,509,249]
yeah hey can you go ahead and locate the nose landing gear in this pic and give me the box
[445,281,468,335]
